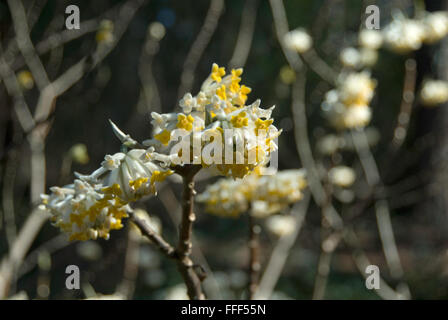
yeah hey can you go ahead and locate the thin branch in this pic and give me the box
[391,58,417,150]
[0,208,50,299]
[248,213,261,299]
[7,0,50,90]
[312,231,341,300]
[229,0,259,69]
[301,48,337,86]
[343,227,408,300]
[116,225,141,299]
[128,211,176,258]
[351,129,410,298]
[268,0,303,70]
[253,194,310,300]
[177,0,225,99]
[2,150,19,247]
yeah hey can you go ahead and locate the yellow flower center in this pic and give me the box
[211,63,226,82]
[216,85,227,100]
[230,112,249,128]
[176,114,195,131]
[254,118,273,135]
[154,129,172,145]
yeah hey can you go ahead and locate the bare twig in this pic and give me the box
[248,213,260,299]
[0,208,50,298]
[312,230,342,300]
[7,0,50,90]
[253,194,310,300]
[2,150,19,247]
[391,58,417,150]
[116,225,141,299]
[229,0,259,69]
[344,227,408,300]
[177,0,224,99]
[129,211,176,258]
[351,129,410,298]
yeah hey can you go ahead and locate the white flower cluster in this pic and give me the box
[339,11,448,70]
[420,79,448,107]
[40,149,173,241]
[383,11,448,53]
[283,28,313,53]
[41,63,281,241]
[328,166,356,188]
[144,63,281,179]
[197,169,307,218]
[322,72,377,129]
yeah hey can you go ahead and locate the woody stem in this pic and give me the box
[176,165,204,300]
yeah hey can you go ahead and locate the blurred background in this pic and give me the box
[1,0,448,300]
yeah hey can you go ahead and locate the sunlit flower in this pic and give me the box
[196,178,251,217]
[250,170,307,218]
[420,79,448,107]
[41,148,173,241]
[383,16,425,53]
[328,166,356,188]
[340,47,361,69]
[316,134,344,155]
[265,215,296,237]
[40,179,130,241]
[359,48,378,67]
[197,169,307,218]
[76,149,173,202]
[69,143,89,164]
[358,29,383,50]
[422,11,448,44]
[144,63,281,179]
[322,72,376,129]
[283,28,313,53]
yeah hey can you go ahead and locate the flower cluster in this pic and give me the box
[420,79,448,107]
[144,63,281,179]
[283,28,313,54]
[337,11,448,71]
[197,169,307,218]
[383,11,448,53]
[322,72,377,129]
[40,149,173,241]
[41,63,281,241]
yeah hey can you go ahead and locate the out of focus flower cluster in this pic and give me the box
[322,72,377,129]
[197,168,307,218]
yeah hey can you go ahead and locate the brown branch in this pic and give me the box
[391,58,417,150]
[128,211,176,258]
[157,181,222,299]
[175,165,204,300]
